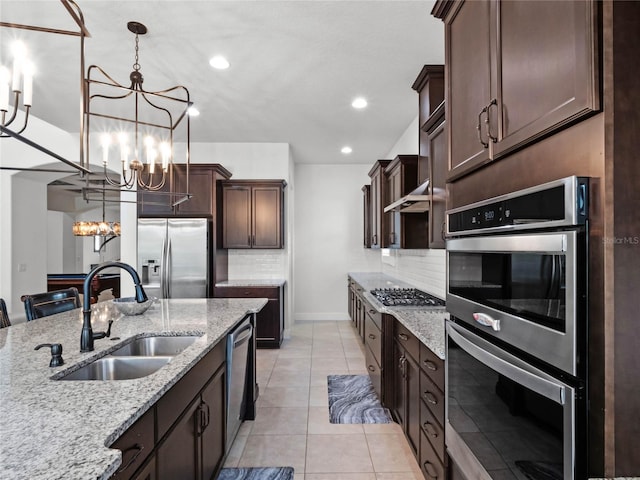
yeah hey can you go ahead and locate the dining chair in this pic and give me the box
[0,298,10,328]
[21,288,81,321]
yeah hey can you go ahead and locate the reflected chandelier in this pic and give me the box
[84,21,192,193]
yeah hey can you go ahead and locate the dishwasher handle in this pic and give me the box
[232,322,253,348]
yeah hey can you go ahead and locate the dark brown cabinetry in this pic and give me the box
[362,185,371,248]
[368,160,391,249]
[108,329,251,480]
[138,164,232,216]
[433,0,599,181]
[214,285,285,348]
[221,180,286,249]
[423,104,447,249]
[384,155,428,249]
[387,320,445,478]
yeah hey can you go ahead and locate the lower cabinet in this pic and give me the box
[214,285,285,348]
[387,319,446,479]
[109,321,254,480]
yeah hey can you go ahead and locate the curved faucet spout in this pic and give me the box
[80,261,148,353]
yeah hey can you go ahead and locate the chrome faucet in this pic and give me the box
[81,261,148,352]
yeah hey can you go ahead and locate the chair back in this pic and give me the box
[21,288,81,321]
[0,298,10,328]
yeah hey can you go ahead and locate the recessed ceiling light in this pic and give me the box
[351,97,368,109]
[341,146,353,154]
[187,106,200,116]
[209,55,230,70]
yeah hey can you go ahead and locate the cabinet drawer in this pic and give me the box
[420,399,445,463]
[395,322,419,362]
[420,428,446,480]
[109,408,155,480]
[365,345,382,400]
[364,314,382,366]
[362,297,382,330]
[419,343,444,393]
[214,286,279,299]
[157,340,225,439]
[420,369,444,424]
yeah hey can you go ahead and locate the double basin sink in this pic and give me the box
[58,335,200,381]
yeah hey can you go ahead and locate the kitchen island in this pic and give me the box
[0,297,266,480]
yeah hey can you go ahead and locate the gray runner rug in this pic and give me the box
[217,467,294,480]
[327,374,393,424]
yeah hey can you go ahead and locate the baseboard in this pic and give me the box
[295,312,351,321]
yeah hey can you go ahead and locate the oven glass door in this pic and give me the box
[446,322,576,480]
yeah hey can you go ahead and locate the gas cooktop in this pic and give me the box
[370,288,445,307]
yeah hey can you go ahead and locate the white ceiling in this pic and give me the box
[1,0,444,166]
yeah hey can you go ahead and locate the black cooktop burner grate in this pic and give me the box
[370,288,445,307]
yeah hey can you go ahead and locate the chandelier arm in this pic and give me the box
[136,169,166,191]
[89,90,135,102]
[11,106,31,135]
[1,92,21,127]
[87,65,131,90]
[103,164,134,189]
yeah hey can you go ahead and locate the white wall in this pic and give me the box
[46,211,77,273]
[294,164,381,320]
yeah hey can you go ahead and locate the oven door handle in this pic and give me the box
[447,323,566,405]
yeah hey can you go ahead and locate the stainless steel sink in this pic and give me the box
[108,335,200,357]
[58,356,172,381]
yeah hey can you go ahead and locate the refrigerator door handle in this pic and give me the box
[166,239,172,298]
[160,236,168,298]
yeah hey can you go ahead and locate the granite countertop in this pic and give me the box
[0,297,267,480]
[216,279,286,287]
[348,272,448,359]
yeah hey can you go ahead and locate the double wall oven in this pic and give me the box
[445,176,589,480]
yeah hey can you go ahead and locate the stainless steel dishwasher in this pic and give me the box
[225,316,253,451]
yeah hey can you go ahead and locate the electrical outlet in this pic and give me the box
[18,263,27,272]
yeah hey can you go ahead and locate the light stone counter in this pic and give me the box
[348,272,448,359]
[0,297,266,480]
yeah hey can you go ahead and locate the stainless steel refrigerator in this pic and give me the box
[137,218,209,298]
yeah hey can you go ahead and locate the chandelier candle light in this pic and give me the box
[86,20,192,197]
[0,40,34,136]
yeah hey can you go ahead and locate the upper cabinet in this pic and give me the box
[384,155,428,249]
[137,164,232,217]
[362,185,372,249]
[433,0,600,181]
[221,180,286,249]
[368,160,391,249]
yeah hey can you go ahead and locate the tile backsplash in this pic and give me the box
[381,248,446,299]
[227,249,288,279]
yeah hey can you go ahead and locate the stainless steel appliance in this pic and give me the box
[225,317,253,452]
[445,176,588,480]
[137,218,209,298]
[370,288,445,307]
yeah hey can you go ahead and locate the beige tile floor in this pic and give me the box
[223,320,423,480]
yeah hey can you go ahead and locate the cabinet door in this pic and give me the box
[446,0,493,180]
[370,171,380,247]
[222,186,252,248]
[427,119,447,249]
[252,186,282,248]
[493,0,598,157]
[201,366,226,480]
[362,185,371,248]
[132,457,157,480]
[255,298,281,348]
[405,352,420,457]
[156,398,200,480]
[392,342,406,426]
[109,408,155,480]
[176,167,212,215]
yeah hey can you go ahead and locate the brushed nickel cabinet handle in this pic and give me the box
[486,98,498,143]
[423,360,437,371]
[423,421,438,438]
[368,365,376,372]
[477,105,489,148]
[423,461,439,479]
[398,333,409,341]
[368,333,376,340]
[423,391,438,405]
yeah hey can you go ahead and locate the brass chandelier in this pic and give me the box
[84,20,192,195]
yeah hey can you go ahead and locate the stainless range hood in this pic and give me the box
[384,180,430,213]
